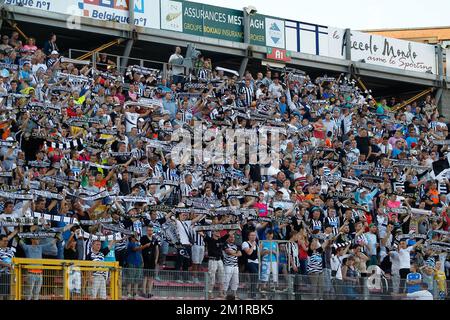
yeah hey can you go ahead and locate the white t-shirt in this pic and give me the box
[364,232,378,256]
[279,187,291,200]
[269,83,283,98]
[398,246,413,270]
[390,250,400,275]
[176,220,193,245]
[169,53,184,75]
[241,241,258,264]
[407,290,433,300]
[323,120,336,135]
[125,112,139,133]
[378,143,393,154]
[331,254,349,280]
[32,63,47,74]
[256,88,264,100]
[379,233,392,262]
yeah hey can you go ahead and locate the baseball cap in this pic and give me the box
[51,50,59,55]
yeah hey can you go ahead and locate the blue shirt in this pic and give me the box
[376,105,385,115]
[126,241,143,266]
[20,242,55,259]
[406,272,422,293]
[261,240,278,262]
[405,136,418,149]
[103,242,116,262]
[279,102,287,116]
[392,148,402,157]
[163,99,178,119]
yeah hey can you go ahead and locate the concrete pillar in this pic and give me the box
[439,88,450,119]
[436,45,445,113]
[344,28,352,79]
[129,0,135,26]
[120,39,134,74]
[120,0,135,74]
[239,10,251,78]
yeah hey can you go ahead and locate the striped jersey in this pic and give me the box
[0,247,15,273]
[223,242,239,267]
[310,219,323,232]
[180,183,194,197]
[307,249,324,274]
[192,223,205,246]
[324,216,340,235]
[239,86,254,107]
[438,182,448,195]
[287,241,300,269]
[163,167,180,181]
[86,248,110,278]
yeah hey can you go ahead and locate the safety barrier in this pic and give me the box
[68,49,170,81]
[2,260,448,300]
[9,258,120,300]
[119,269,450,301]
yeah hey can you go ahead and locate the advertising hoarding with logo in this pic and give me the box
[160,0,273,48]
[265,18,285,49]
[326,28,437,74]
[5,0,161,29]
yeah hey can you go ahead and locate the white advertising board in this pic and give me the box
[325,27,437,74]
[5,0,161,29]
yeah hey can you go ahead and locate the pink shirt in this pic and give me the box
[254,202,268,217]
[387,200,401,208]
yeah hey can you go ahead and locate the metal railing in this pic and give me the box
[117,268,450,301]
[2,259,449,300]
[68,49,170,80]
[9,258,121,300]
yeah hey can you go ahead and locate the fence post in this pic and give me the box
[16,264,22,300]
[287,274,294,300]
[62,263,70,300]
[10,265,16,300]
[110,266,116,300]
[204,271,209,300]
[116,265,122,300]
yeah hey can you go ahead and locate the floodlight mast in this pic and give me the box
[239,6,257,78]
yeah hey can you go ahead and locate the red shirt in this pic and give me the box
[67,107,77,117]
[298,241,308,260]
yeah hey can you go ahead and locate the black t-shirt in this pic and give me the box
[140,235,160,267]
[64,247,78,260]
[370,143,381,154]
[355,136,370,156]
[204,234,229,259]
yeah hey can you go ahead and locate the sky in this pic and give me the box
[194,0,449,30]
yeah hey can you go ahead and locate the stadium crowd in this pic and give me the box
[0,32,448,301]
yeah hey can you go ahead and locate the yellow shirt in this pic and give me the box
[434,270,446,292]
[70,126,87,138]
[74,95,86,105]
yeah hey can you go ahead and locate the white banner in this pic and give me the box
[265,17,285,49]
[325,28,437,74]
[327,27,346,59]
[5,0,160,29]
[349,31,436,74]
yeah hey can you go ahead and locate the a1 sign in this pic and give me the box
[266,47,291,62]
